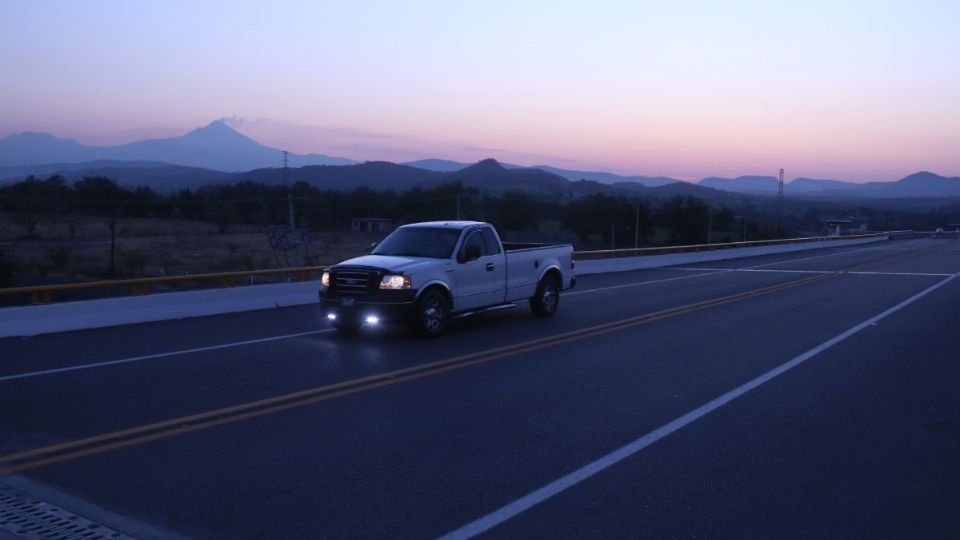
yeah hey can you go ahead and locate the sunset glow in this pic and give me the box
[1,0,957,181]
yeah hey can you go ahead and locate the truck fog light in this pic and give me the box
[365,315,380,325]
[327,313,337,320]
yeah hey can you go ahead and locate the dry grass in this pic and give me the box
[0,213,385,284]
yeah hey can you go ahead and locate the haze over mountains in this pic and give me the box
[0,120,355,172]
[1,120,958,199]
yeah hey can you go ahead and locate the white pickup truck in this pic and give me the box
[319,221,576,336]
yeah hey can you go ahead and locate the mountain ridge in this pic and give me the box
[2,121,958,197]
[0,120,356,172]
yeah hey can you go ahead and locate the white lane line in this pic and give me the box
[671,267,824,275]
[565,270,730,297]
[440,270,960,540]
[0,329,333,383]
[747,245,878,268]
[667,268,950,277]
[667,238,926,274]
[849,271,952,277]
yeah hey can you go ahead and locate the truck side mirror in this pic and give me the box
[459,245,482,263]
[369,241,378,252]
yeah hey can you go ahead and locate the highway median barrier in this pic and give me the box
[574,233,893,275]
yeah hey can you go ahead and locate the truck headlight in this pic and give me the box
[379,274,412,289]
[321,271,331,287]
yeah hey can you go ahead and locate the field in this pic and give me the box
[0,212,383,288]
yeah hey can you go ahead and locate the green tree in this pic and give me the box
[656,196,710,244]
[564,195,651,247]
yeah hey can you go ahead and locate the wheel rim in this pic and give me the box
[541,284,557,312]
[423,299,444,332]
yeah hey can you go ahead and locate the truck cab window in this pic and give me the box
[480,228,501,255]
[460,231,486,261]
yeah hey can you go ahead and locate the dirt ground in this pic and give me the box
[0,213,384,285]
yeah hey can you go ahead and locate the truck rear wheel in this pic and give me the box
[530,276,560,316]
[414,290,448,337]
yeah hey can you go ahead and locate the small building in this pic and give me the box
[822,219,866,236]
[349,217,394,233]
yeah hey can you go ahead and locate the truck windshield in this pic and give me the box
[372,227,462,259]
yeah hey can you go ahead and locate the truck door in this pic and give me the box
[453,228,507,311]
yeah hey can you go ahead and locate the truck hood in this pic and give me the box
[335,254,441,273]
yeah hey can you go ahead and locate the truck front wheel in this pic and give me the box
[530,276,560,316]
[414,290,448,337]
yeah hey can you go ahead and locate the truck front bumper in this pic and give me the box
[319,288,418,326]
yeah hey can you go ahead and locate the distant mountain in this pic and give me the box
[610,181,648,193]
[405,158,678,187]
[441,159,571,195]
[527,165,679,187]
[5,123,956,199]
[0,160,172,180]
[0,160,231,190]
[854,171,960,198]
[648,182,731,199]
[402,159,470,172]
[230,161,441,191]
[699,175,780,194]
[0,132,99,165]
[0,121,357,172]
[227,158,579,196]
[788,178,856,193]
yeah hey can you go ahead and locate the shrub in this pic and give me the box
[120,249,148,277]
[0,249,13,288]
[46,246,72,270]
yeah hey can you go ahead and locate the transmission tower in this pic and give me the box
[776,168,784,235]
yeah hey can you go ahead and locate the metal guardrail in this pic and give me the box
[0,232,899,306]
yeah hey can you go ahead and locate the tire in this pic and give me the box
[530,276,560,317]
[414,290,448,338]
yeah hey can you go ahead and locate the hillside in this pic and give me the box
[699,175,780,193]
[0,121,355,172]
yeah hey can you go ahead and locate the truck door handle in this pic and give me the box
[486,263,495,271]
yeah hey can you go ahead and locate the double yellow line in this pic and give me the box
[1,239,952,476]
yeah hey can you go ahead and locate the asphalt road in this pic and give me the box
[1,236,959,539]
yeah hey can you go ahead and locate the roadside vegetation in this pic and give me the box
[2,174,958,288]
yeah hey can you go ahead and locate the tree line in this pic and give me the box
[3,174,953,247]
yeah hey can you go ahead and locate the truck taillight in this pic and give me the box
[571,251,576,269]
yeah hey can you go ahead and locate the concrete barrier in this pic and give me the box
[0,281,320,338]
[0,234,891,338]
[575,235,886,275]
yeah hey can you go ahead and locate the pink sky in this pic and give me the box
[2,1,958,182]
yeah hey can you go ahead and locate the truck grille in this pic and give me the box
[333,269,374,294]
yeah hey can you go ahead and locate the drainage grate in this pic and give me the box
[0,486,136,540]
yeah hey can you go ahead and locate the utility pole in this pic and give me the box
[776,168,784,236]
[611,222,616,250]
[634,203,640,248]
[707,206,713,244]
[109,215,117,277]
[284,150,295,230]
[456,195,461,220]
